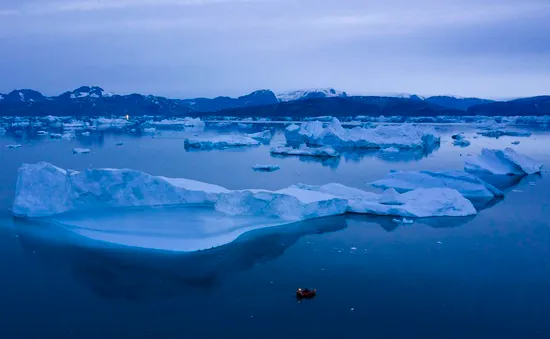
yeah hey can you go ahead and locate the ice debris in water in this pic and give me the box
[511,141,520,145]
[116,142,124,146]
[6,144,22,149]
[252,164,280,172]
[371,170,503,200]
[37,131,48,136]
[477,129,531,138]
[270,144,340,157]
[13,162,477,220]
[464,148,543,175]
[143,127,156,133]
[72,148,90,154]
[285,117,440,149]
[185,135,259,150]
[81,131,91,136]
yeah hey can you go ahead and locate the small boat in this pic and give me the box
[296,288,316,299]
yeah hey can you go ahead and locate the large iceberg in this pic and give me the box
[14,162,477,220]
[184,135,259,150]
[285,118,440,149]
[294,183,477,218]
[370,170,503,200]
[465,148,543,175]
[270,144,340,157]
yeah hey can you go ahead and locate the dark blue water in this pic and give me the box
[1,124,550,338]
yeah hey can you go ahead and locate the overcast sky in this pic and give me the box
[0,0,549,99]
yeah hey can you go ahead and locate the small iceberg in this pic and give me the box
[184,135,259,150]
[452,134,471,147]
[6,144,22,149]
[511,141,520,145]
[72,148,91,154]
[285,118,440,149]
[270,144,340,157]
[247,130,273,143]
[37,131,49,136]
[465,148,543,175]
[116,142,124,146]
[143,127,156,133]
[392,218,414,224]
[477,130,531,138]
[81,131,91,137]
[252,164,280,172]
[371,170,503,200]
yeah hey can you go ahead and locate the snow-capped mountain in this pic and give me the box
[276,88,347,102]
[60,86,113,100]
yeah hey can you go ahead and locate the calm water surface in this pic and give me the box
[1,124,550,338]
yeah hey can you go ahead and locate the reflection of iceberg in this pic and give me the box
[270,154,341,169]
[14,215,348,300]
[346,214,475,232]
[341,143,439,163]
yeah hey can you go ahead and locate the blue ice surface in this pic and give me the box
[1,123,550,338]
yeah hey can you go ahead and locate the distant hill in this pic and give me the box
[424,96,495,110]
[467,96,550,116]
[0,86,548,117]
[276,88,347,102]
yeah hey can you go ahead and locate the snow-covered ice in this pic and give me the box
[252,164,280,172]
[270,144,340,157]
[285,118,440,149]
[185,135,260,150]
[465,148,543,175]
[72,148,90,154]
[371,170,503,200]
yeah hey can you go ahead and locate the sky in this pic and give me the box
[0,0,549,99]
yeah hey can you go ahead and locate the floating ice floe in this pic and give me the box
[371,170,503,200]
[93,117,130,129]
[13,162,477,220]
[63,121,87,130]
[37,131,48,136]
[477,128,532,138]
[143,127,156,133]
[465,148,543,175]
[238,123,253,129]
[452,134,471,147]
[392,218,414,224]
[185,135,259,150]
[6,144,22,149]
[252,164,280,172]
[511,141,520,145]
[247,130,273,143]
[285,118,439,149]
[72,148,90,154]
[50,131,75,140]
[115,142,124,146]
[81,131,91,136]
[151,117,205,129]
[270,144,340,157]
[294,183,477,218]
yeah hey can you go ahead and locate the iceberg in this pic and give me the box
[371,170,503,200]
[72,148,91,154]
[37,131,49,136]
[247,130,273,143]
[294,183,477,218]
[81,131,91,137]
[6,144,22,149]
[477,130,531,138]
[252,164,280,172]
[184,135,260,150]
[465,148,543,175]
[270,144,340,157]
[452,134,471,147]
[285,118,440,149]
[152,118,205,130]
[143,127,156,133]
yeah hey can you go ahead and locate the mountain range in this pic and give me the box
[0,86,548,117]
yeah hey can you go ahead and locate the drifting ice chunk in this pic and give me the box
[247,130,273,143]
[511,141,520,145]
[252,164,280,172]
[185,135,259,150]
[465,148,543,175]
[81,131,91,136]
[285,118,439,149]
[270,144,340,157]
[143,127,156,133]
[477,130,531,138]
[294,183,476,217]
[379,188,404,205]
[37,131,48,136]
[393,218,414,224]
[452,134,471,147]
[6,144,22,149]
[371,170,503,200]
[72,148,90,154]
